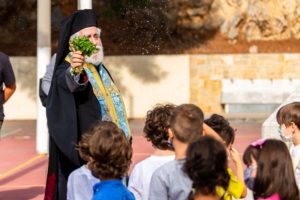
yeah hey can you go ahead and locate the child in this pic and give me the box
[148,103,204,200]
[276,102,300,188]
[242,139,262,190]
[184,136,230,200]
[252,139,299,200]
[67,130,100,200]
[204,114,247,199]
[88,121,134,200]
[204,114,235,148]
[128,104,175,200]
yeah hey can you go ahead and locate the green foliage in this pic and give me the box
[71,36,97,56]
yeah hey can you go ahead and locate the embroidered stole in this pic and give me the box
[65,54,131,138]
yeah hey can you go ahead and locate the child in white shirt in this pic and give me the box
[276,102,300,189]
[128,104,175,200]
[67,131,100,200]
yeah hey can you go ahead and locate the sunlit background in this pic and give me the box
[1,1,300,199]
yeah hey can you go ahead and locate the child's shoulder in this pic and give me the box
[135,155,174,167]
[68,165,90,180]
[152,159,181,177]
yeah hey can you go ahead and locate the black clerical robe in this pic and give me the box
[44,60,101,200]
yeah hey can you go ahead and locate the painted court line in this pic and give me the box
[0,154,45,180]
[0,128,22,138]
[0,185,45,189]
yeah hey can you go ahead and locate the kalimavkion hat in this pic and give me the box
[54,9,98,71]
[70,9,98,35]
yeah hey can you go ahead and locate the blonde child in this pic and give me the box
[149,104,204,200]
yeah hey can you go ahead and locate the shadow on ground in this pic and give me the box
[0,158,47,185]
[0,186,44,200]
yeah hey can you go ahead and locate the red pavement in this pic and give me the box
[0,119,261,200]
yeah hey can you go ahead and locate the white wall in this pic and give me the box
[4,55,190,119]
[104,55,190,118]
[262,87,300,140]
[5,57,37,119]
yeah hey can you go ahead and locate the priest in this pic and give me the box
[45,9,131,200]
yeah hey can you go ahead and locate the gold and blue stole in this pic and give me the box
[65,53,131,138]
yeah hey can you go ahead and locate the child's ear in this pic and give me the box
[88,156,94,162]
[290,122,298,133]
[168,128,174,138]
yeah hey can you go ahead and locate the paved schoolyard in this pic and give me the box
[0,119,261,200]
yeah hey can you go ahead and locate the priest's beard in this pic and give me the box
[85,45,104,66]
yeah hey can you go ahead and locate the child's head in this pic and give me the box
[88,121,132,180]
[242,145,260,167]
[204,114,235,148]
[242,139,263,190]
[275,102,300,126]
[276,105,284,125]
[143,104,175,150]
[184,136,229,200]
[276,102,300,143]
[169,104,204,144]
[253,139,299,200]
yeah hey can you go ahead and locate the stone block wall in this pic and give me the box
[190,54,300,113]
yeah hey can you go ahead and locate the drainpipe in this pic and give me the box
[77,0,92,10]
[36,0,51,154]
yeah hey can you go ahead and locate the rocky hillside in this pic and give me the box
[219,0,300,41]
[0,0,300,56]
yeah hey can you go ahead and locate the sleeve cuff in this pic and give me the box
[68,67,88,85]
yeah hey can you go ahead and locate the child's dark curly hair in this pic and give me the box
[143,104,175,150]
[88,121,132,180]
[184,136,230,199]
[204,114,235,147]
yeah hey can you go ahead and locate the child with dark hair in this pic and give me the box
[67,131,100,200]
[204,114,235,147]
[252,139,299,200]
[128,104,175,200]
[149,103,204,200]
[204,114,247,199]
[184,136,230,200]
[88,121,134,200]
[276,102,300,188]
[242,140,261,190]
[243,144,260,168]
